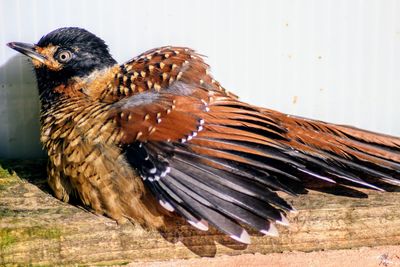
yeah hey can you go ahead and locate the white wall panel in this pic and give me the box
[1,0,399,158]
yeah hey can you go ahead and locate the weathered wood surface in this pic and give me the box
[0,159,400,266]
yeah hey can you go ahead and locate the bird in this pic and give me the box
[7,27,400,244]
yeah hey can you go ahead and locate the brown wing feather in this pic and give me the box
[100,46,237,102]
[269,109,400,165]
[113,93,206,143]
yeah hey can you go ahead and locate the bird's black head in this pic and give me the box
[7,27,117,100]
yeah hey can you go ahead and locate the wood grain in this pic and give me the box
[0,160,400,266]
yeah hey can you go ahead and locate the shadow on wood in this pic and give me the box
[0,159,400,266]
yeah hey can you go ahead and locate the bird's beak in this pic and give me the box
[7,42,46,63]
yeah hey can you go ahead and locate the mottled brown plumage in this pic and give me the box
[7,27,400,244]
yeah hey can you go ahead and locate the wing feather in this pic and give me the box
[109,48,400,243]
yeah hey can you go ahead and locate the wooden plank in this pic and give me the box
[0,159,400,266]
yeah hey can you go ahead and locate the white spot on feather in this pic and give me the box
[161,167,170,177]
[188,219,209,231]
[260,223,279,237]
[276,213,289,226]
[230,229,251,244]
[159,200,175,212]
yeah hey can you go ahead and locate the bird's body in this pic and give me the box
[8,27,400,244]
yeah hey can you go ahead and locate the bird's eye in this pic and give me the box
[57,50,72,63]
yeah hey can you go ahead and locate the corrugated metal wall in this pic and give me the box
[1,0,399,158]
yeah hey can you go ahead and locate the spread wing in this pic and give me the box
[106,47,400,244]
[110,86,296,243]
